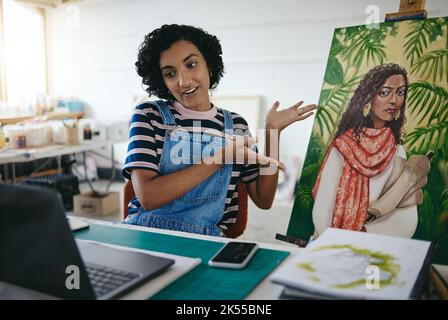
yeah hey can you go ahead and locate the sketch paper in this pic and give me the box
[271,228,431,299]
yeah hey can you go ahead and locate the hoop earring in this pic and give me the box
[363,103,371,118]
[395,110,401,120]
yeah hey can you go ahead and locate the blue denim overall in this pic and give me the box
[125,100,233,236]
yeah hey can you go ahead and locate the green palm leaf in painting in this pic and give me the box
[341,27,387,70]
[418,190,434,237]
[411,50,448,83]
[405,121,448,154]
[407,82,448,124]
[404,19,445,65]
[295,184,314,213]
[316,75,360,139]
[442,187,448,212]
[301,163,322,178]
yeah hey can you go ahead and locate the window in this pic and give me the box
[0,0,47,106]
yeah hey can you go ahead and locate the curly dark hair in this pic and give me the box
[334,63,408,143]
[135,24,224,100]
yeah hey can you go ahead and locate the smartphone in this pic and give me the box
[208,241,258,269]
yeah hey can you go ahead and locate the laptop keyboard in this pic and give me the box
[85,263,140,298]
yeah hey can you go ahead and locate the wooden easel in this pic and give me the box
[385,0,428,22]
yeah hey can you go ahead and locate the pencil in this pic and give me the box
[275,233,308,248]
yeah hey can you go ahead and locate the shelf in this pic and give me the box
[0,111,84,125]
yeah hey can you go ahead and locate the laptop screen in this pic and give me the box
[0,184,95,299]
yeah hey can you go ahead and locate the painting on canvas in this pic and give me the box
[287,17,448,264]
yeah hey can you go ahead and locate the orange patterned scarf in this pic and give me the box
[312,127,397,231]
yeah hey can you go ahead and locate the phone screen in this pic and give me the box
[211,242,257,264]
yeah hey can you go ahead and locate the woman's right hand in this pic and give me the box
[205,136,282,168]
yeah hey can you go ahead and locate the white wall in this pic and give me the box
[46,0,448,170]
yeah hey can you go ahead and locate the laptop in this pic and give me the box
[0,184,174,300]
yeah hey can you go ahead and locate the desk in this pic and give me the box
[0,140,110,183]
[71,217,300,300]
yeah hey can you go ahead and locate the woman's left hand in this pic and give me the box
[265,101,317,132]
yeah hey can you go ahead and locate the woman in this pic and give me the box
[122,24,316,237]
[312,63,420,238]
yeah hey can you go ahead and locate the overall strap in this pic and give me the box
[153,100,176,126]
[222,109,234,133]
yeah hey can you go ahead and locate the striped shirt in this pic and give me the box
[122,101,260,231]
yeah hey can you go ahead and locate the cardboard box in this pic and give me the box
[73,191,120,216]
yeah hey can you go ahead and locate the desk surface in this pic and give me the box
[0,140,110,165]
[71,217,301,300]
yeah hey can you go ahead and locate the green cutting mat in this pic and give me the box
[75,224,289,300]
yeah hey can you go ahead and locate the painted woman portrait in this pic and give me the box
[311,63,430,238]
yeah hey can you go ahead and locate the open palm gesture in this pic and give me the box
[266,101,317,132]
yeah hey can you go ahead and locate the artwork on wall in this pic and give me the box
[211,96,262,136]
[287,17,448,264]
